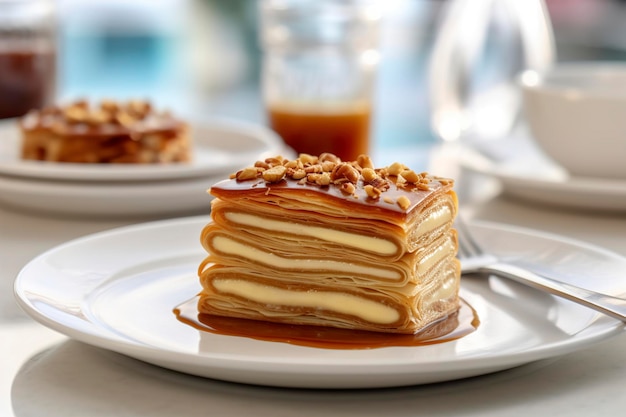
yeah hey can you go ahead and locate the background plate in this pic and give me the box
[0,118,285,182]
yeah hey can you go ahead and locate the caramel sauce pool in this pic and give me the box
[174,297,479,350]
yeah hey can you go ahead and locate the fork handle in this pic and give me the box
[481,262,626,322]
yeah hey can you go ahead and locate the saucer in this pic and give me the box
[460,135,626,212]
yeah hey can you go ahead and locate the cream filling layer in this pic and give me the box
[224,204,453,256]
[224,211,397,255]
[213,278,400,324]
[424,274,458,309]
[416,236,456,276]
[212,235,400,280]
[415,205,452,237]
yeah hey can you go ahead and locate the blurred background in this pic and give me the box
[18,0,626,148]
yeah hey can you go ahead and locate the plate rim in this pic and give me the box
[13,216,626,388]
[0,172,216,217]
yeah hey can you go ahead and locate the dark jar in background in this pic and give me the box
[0,0,57,119]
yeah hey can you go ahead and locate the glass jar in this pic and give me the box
[428,0,555,143]
[0,0,57,119]
[259,0,381,161]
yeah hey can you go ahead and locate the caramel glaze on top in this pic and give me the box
[19,99,185,139]
[210,153,455,220]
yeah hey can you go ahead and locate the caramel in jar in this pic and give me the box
[268,102,371,161]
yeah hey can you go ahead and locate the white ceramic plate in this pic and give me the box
[0,174,219,217]
[14,217,626,388]
[0,117,285,182]
[460,136,626,212]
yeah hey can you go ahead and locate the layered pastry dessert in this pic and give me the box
[198,153,459,334]
[20,99,190,163]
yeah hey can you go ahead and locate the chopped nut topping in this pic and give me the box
[236,167,259,181]
[307,172,331,186]
[254,160,271,169]
[340,182,356,195]
[331,163,360,184]
[284,159,302,170]
[73,99,89,109]
[64,106,88,123]
[319,153,341,164]
[100,99,119,113]
[317,172,331,186]
[41,98,172,129]
[87,110,110,125]
[304,164,323,174]
[298,153,318,165]
[387,162,405,176]
[227,152,454,206]
[321,161,336,172]
[357,154,373,170]
[292,169,306,180]
[400,169,419,184]
[361,168,378,183]
[262,165,287,183]
[397,195,411,210]
[265,156,284,167]
[364,184,382,199]
[128,100,151,117]
[116,111,135,127]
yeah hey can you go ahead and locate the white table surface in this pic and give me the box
[2,145,626,417]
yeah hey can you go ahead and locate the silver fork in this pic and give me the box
[455,217,626,322]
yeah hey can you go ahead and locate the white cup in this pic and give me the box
[520,62,626,179]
